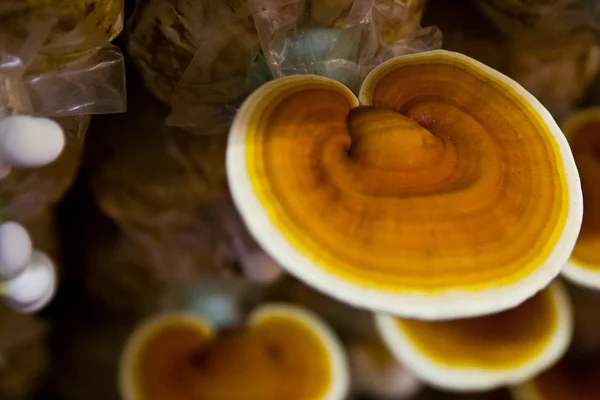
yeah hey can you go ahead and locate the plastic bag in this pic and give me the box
[0,1,126,122]
[0,0,123,264]
[81,76,282,314]
[127,0,265,133]
[252,0,442,92]
[0,0,124,226]
[127,0,260,105]
[0,3,124,397]
[22,46,126,118]
[131,0,439,134]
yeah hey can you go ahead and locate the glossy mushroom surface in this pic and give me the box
[376,282,572,392]
[226,49,582,319]
[561,108,600,289]
[119,304,348,400]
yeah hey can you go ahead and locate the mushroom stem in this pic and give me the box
[347,106,444,170]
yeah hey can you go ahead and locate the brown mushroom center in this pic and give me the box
[569,119,600,268]
[132,316,332,400]
[339,105,463,196]
[347,107,446,170]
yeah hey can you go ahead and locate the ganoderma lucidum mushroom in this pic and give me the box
[560,108,600,289]
[119,303,349,400]
[376,282,572,392]
[226,49,583,320]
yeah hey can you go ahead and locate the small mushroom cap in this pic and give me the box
[511,352,600,400]
[560,108,600,289]
[120,303,349,400]
[375,282,572,392]
[0,116,65,168]
[227,49,582,320]
[119,313,214,400]
[0,222,32,280]
[2,250,56,313]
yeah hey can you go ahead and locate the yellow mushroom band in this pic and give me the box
[119,304,349,400]
[561,108,600,289]
[227,49,583,320]
[511,352,600,400]
[376,282,572,392]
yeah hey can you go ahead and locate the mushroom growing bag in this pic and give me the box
[163,0,441,134]
[0,1,126,261]
[0,2,126,121]
[252,0,442,92]
[0,1,125,397]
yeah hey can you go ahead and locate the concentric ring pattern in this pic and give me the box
[227,50,582,318]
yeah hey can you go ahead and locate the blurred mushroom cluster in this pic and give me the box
[3,0,600,400]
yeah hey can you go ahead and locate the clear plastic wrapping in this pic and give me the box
[0,2,126,120]
[22,46,126,118]
[252,0,442,92]
[156,0,440,133]
[158,0,264,133]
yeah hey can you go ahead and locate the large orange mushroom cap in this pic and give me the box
[561,108,600,289]
[119,304,349,400]
[376,282,572,392]
[227,49,582,319]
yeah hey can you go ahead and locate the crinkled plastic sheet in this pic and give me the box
[0,1,126,136]
[165,0,265,134]
[22,46,126,119]
[252,0,442,92]
[166,0,440,134]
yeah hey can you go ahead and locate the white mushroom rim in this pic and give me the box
[560,107,600,290]
[119,304,350,400]
[226,49,583,320]
[249,303,350,400]
[374,282,573,392]
[118,313,215,400]
[561,258,600,291]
